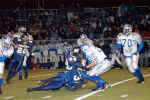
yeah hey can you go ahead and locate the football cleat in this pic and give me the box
[0,88,2,94]
[137,77,144,84]
[104,83,111,89]
[137,80,144,84]
[19,76,22,80]
[27,88,33,92]
[24,72,28,79]
[92,83,105,91]
[5,79,10,84]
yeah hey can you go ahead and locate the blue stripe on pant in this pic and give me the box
[79,70,106,87]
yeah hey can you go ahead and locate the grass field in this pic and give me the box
[0,68,150,100]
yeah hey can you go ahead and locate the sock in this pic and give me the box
[133,68,143,80]
[18,71,22,79]
[0,78,3,88]
[92,76,106,87]
[24,65,28,72]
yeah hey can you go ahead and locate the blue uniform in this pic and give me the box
[27,48,87,92]
[7,36,32,81]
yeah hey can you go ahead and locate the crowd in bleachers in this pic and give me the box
[0,4,150,40]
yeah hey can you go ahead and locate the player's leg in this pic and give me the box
[0,62,4,94]
[18,69,23,80]
[27,79,65,92]
[125,55,144,83]
[96,60,112,75]
[132,54,144,83]
[23,65,28,79]
[7,58,16,77]
[6,57,24,82]
[17,57,24,80]
[23,56,28,79]
[80,70,106,91]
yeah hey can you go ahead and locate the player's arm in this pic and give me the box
[86,58,96,68]
[136,42,143,53]
[137,34,144,53]
[0,52,6,62]
[115,34,122,51]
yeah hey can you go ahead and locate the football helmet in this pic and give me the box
[18,26,27,33]
[2,36,11,49]
[123,24,132,34]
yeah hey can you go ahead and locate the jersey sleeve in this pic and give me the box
[3,46,14,58]
[135,33,142,44]
[116,33,122,44]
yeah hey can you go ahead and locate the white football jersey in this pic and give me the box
[116,32,142,56]
[81,44,106,65]
[0,39,14,58]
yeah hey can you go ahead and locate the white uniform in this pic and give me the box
[116,32,142,72]
[0,39,14,74]
[117,32,142,56]
[42,44,49,63]
[80,43,112,76]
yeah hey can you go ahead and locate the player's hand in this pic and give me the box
[0,53,2,57]
[81,84,87,88]
[133,52,138,55]
[86,65,92,68]
[14,45,19,48]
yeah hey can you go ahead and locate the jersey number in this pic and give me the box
[122,39,132,47]
[17,47,26,54]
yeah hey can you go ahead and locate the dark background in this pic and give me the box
[0,0,149,9]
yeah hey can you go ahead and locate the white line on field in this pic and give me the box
[4,73,55,100]
[4,96,15,100]
[42,95,52,99]
[74,74,150,100]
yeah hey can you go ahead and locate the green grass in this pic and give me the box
[0,68,150,100]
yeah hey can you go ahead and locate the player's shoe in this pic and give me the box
[0,88,2,94]
[19,76,22,80]
[137,77,144,84]
[92,83,105,91]
[104,83,111,89]
[24,72,28,79]
[137,80,144,84]
[4,79,10,84]
[27,88,33,92]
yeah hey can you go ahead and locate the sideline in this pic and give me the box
[74,74,150,100]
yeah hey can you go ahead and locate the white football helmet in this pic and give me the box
[80,34,87,39]
[2,36,11,49]
[18,26,27,33]
[123,24,132,34]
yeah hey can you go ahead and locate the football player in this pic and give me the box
[77,34,111,91]
[115,24,144,83]
[6,33,32,83]
[27,47,87,92]
[0,36,14,94]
